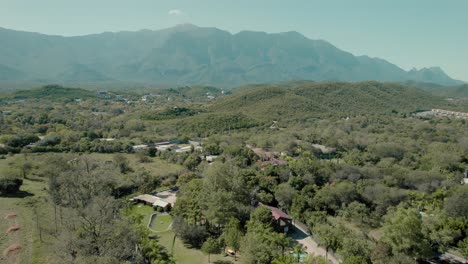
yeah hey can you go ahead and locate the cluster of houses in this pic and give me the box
[431,109,468,119]
[132,140,203,153]
[246,144,287,166]
[417,109,468,119]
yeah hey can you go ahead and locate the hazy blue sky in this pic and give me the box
[1,0,467,81]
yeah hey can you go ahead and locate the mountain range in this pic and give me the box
[0,24,463,87]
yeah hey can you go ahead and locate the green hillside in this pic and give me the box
[8,84,95,100]
[212,81,452,121]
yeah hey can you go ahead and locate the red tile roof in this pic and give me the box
[260,203,292,220]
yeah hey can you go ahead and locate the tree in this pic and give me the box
[177,172,197,186]
[338,235,370,262]
[113,153,131,173]
[274,183,297,211]
[19,160,33,179]
[271,232,291,257]
[342,256,368,264]
[0,176,23,194]
[292,244,305,262]
[201,237,221,263]
[249,206,274,229]
[381,207,431,258]
[422,211,461,252]
[222,218,242,260]
[304,255,328,264]
[183,155,201,170]
[312,181,358,214]
[241,231,277,264]
[313,223,342,258]
[138,226,174,263]
[148,147,157,157]
[459,237,468,258]
[444,185,468,217]
[172,216,208,247]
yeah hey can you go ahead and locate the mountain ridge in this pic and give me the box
[0,24,463,88]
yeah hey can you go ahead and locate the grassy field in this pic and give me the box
[128,204,237,264]
[87,153,185,178]
[0,176,57,264]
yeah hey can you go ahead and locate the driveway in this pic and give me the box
[289,225,340,264]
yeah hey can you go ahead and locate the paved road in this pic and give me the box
[427,253,468,264]
[289,225,340,264]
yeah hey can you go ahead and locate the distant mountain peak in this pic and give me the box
[0,25,463,87]
[173,23,200,30]
[407,67,461,85]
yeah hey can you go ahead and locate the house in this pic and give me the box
[132,144,149,151]
[260,157,287,167]
[155,141,171,146]
[156,144,176,152]
[154,189,178,207]
[247,145,280,161]
[131,194,172,211]
[100,138,116,142]
[175,146,193,153]
[131,194,159,206]
[259,203,293,233]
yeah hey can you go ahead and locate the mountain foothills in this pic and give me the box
[0,24,464,88]
[1,81,468,264]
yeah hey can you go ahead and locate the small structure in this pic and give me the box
[100,138,116,142]
[260,203,293,233]
[155,141,171,146]
[132,144,149,151]
[132,194,159,206]
[204,155,219,163]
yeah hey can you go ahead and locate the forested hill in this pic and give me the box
[404,81,468,98]
[5,85,95,101]
[212,81,454,120]
[0,25,463,88]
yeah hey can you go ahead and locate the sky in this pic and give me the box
[1,0,467,81]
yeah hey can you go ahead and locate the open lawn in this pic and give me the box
[0,156,57,264]
[150,214,172,232]
[127,204,237,264]
[88,153,184,179]
[158,229,236,264]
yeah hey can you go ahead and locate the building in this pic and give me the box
[131,194,172,211]
[132,144,149,151]
[131,189,178,211]
[259,203,293,233]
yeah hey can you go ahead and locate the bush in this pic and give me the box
[172,216,208,248]
[0,178,23,194]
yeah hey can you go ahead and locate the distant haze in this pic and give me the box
[1,0,467,82]
[0,24,463,87]
[0,24,460,87]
